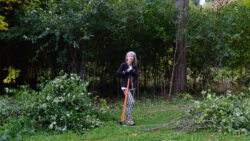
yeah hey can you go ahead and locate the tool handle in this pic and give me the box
[121,78,130,124]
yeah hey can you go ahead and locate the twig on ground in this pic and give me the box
[133,114,189,134]
[142,105,193,117]
[146,108,191,114]
[134,111,206,135]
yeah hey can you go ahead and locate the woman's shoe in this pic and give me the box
[127,120,135,126]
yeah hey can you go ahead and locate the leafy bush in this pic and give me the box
[0,96,12,125]
[32,72,104,131]
[0,85,36,125]
[2,66,21,84]
[1,72,110,140]
[0,85,38,141]
[175,93,194,103]
[0,116,37,141]
[190,90,249,135]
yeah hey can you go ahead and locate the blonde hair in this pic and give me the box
[125,51,137,66]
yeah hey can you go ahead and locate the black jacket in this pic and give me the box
[116,62,139,89]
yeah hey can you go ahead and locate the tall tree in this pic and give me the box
[169,0,189,99]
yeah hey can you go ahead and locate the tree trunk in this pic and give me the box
[172,41,187,95]
[80,48,86,80]
[168,0,188,99]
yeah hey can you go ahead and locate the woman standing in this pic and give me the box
[116,51,139,126]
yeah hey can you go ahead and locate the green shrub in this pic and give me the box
[0,116,37,141]
[175,93,194,103]
[0,96,12,125]
[1,72,110,140]
[0,84,36,125]
[190,90,249,135]
[32,72,104,131]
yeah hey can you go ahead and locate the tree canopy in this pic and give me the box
[0,0,249,97]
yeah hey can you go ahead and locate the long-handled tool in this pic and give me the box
[119,78,130,125]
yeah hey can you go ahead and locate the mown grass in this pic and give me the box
[24,100,249,141]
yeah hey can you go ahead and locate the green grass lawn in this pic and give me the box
[24,100,249,141]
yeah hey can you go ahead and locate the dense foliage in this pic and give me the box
[190,90,249,135]
[0,0,249,139]
[0,0,248,97]
[34,72,103,131]
[0,0,249,97]
[0,72,109,140]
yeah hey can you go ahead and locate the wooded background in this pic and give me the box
[0,0,249,99]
